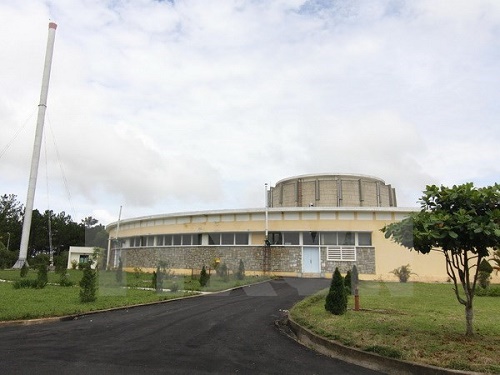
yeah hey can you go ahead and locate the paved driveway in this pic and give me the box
[0,278,382,374]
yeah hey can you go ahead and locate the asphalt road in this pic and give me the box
[0,278,382,374]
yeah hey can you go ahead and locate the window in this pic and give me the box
[79,255,89,264]
[268,232,282,245]
[321,232,337,245]
[338,232,355,245]
[164,235,172,246]
[182,234,191,245]
[146,236,154,246]
[283,232,300,245]
[357,232,372,246]
[235,233,249,245]
[173,235,182,246]
[327,246,356,261]
[193,234,201,245]
[303,231,319,245]
[156,235,164,246]
[208,233,220,245]
[221,233,234,245]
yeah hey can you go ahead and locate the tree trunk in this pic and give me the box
[465,303,474,337]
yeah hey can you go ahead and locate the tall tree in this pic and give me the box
[0,194,23,253]
[382,183,500,336]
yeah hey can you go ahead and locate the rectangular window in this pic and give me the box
[221,233,234,245]
[338,231,355,246]
[303,231,319,245]
[147,236,154,246]
[321,232,337,245]
[327,246,356,261]
[193,234,201,245]
[208,233,220,245]
[79,255,89,264]
[357,232,372,246]
[283,232,300,245]
[164,235,172,246]
[268,232,282,245]
[235,233,249,245]
[182,234,192,246]
[156,235,164,246]
[173,235,182,246]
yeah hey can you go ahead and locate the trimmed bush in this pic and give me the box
[325,267,347,315]
[478,259,493,289]
[344,270,352,295]
[219,263,229,282]
[199,266,210,287]
[115,257,123,284]
[235,259,245,280]
[20,262,29,278]
[36,264,48,289]
[79,262,97,303]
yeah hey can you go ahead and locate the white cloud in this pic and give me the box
[0,0,499,225]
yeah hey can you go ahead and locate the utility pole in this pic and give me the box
[13,22,57,268]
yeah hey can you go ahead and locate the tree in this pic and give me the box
[382,183,500,336]
[199,266,210,287]
[236,259,245,280]
[325,268,347,315]
[79,261,97,303]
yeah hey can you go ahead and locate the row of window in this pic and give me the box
[122,231,371,247]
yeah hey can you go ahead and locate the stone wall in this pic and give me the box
[114,245,375,276]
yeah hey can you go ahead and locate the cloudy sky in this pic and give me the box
[0,0,499,225]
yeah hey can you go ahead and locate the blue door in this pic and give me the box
[302,247,320,273]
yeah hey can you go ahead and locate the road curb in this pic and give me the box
[286,315,481,375]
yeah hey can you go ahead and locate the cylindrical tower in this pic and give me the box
[269,173,397,208]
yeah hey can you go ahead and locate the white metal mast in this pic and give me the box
[13,22,58,269]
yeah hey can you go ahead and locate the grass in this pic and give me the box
[0,269,269,321]
[290,281,500,374]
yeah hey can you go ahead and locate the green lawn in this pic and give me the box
[0,269,269,321]
[291,281,500,373]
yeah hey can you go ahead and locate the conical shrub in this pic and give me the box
[325,267,347,315]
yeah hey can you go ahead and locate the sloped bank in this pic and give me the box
[285,315,481,375]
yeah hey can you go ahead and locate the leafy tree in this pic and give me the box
[79,261,97,302]
[382,183,500,336]
[325,268,347,315]
[36,264,48,289]
[0,194,23,261]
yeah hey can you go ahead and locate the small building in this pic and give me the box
[67,246,96,269]
[105,173,498,282]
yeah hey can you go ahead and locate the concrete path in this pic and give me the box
[0,278,382,374]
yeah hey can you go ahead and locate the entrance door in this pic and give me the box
[302,247,320,273]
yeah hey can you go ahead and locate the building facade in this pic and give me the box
[105,174,453,281]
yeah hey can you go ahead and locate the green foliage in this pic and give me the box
[79,262,97,303]
[219,263,229,282]
[36,264,48,289]
[30,253,49,269]
[478,259,493,274]
[58,272,74,287]
[364,345,403,359]
[71,260,78,270]
[475,286,500,297]
[325,268,347,315]
[382,182,500,336]
[478,259,493,289]
[236,259,245,280]
[0,248,17,269]
[154,266,164,292]
[492,250,500,275]
[344,270,352,294]
[391,264,414,283]
[20,262,29,278]
[54,251,68,275]
[13,278,38,289]
[199,266,210,287]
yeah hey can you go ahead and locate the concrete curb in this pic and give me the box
[286,315,481,375]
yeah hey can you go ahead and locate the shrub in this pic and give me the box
[54,252,68,275]
[325,268,347,315]
[478,259,493,289]
[199,266,210,287]
[344,270,352,295]
[170,282,179,293]
[31,253,50,269]
[219,263,229,282]
[153,265,164,293]
[20,262,29,278]
[236,259,245,280]
[71,260,78,270]
[13,279,38,289]
[36,264,48,289]
[59,272,74,287]
[391,264,414,283]
[79,262,97,303]
[0,248,17,269]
